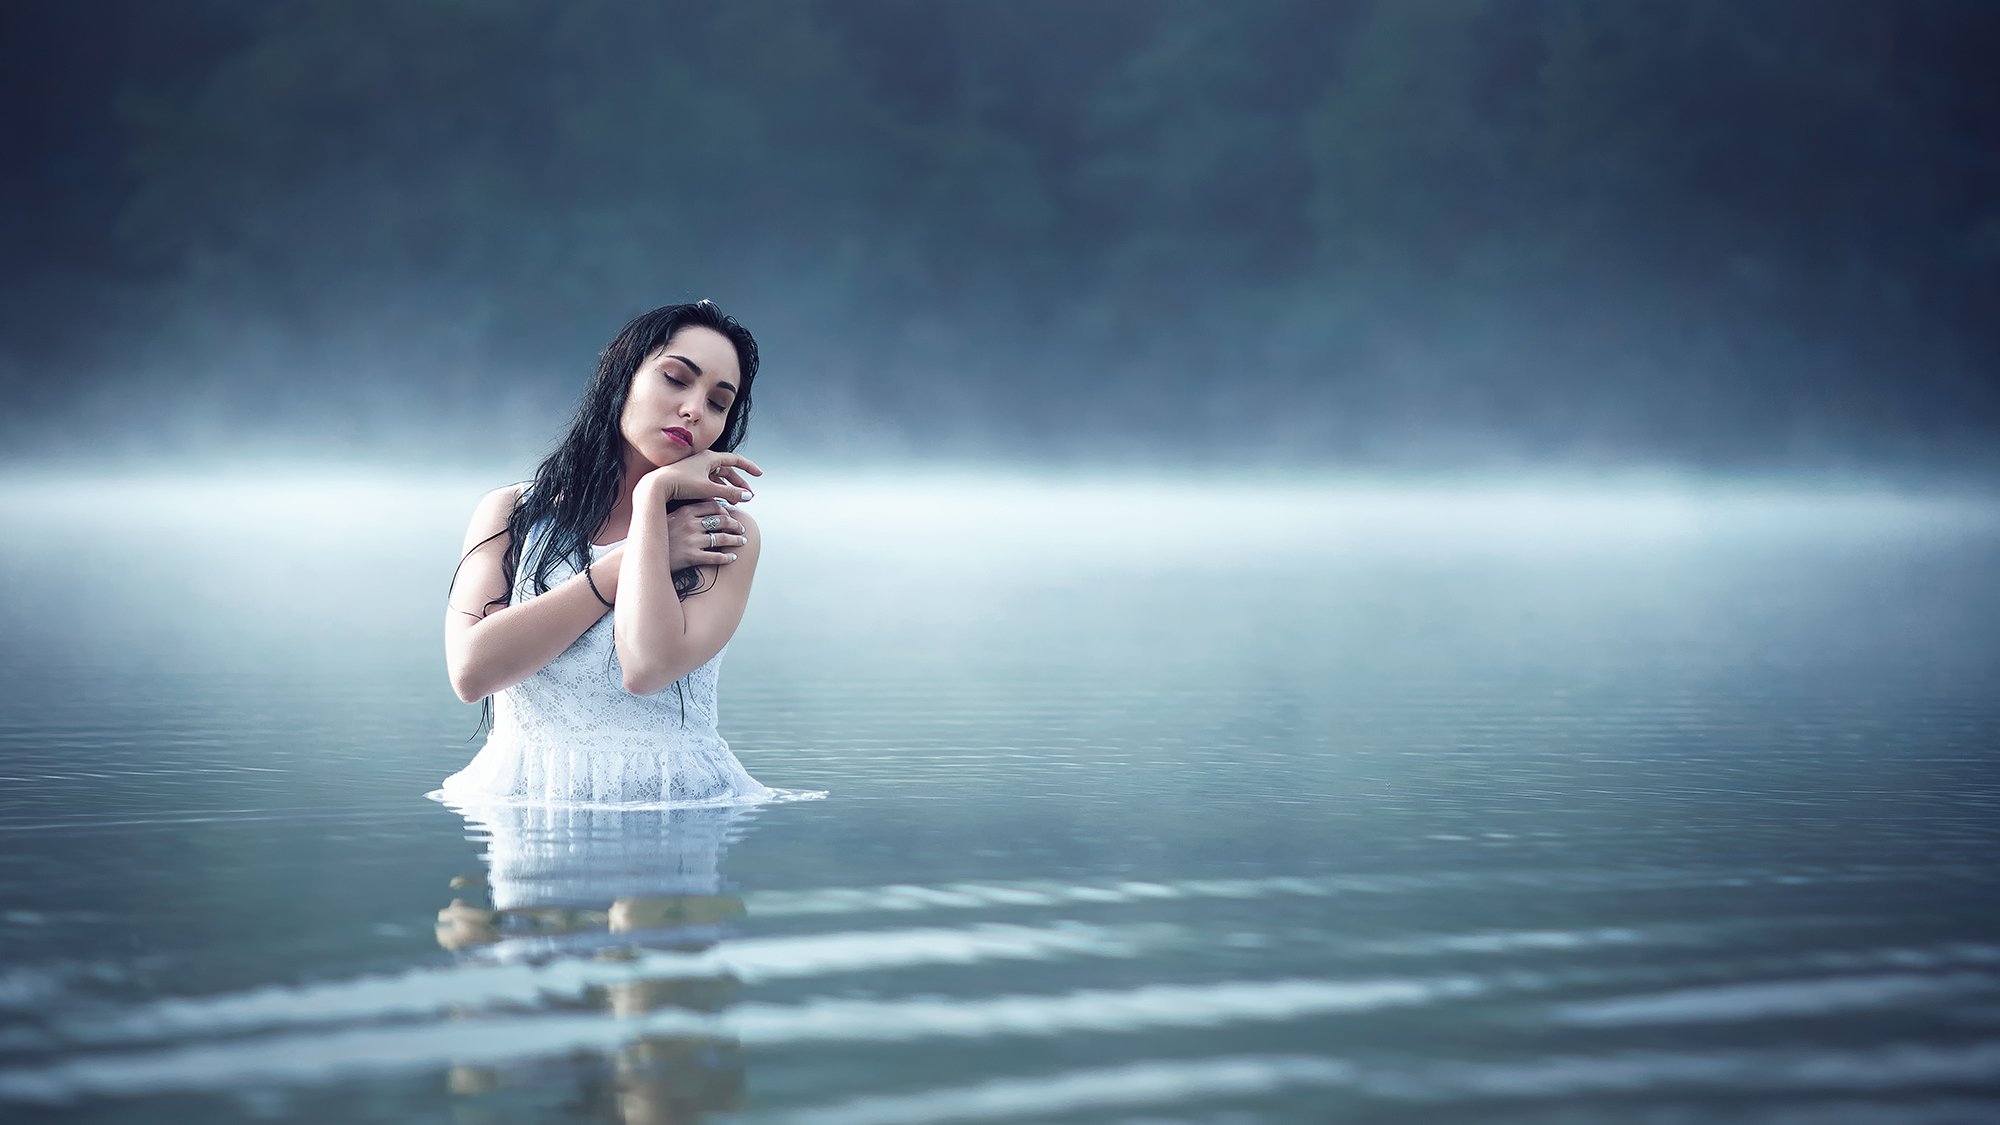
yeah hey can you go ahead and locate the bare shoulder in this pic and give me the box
[475,482,526,519]
[462,483,526,551]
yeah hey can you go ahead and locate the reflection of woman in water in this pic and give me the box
[438,300,809,807]
[438,802,754,1123]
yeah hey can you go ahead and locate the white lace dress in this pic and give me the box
[436,531,790,809]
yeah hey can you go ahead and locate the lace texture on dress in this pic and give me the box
[436,526,777,809]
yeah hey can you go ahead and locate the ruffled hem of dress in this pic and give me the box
[434,727,820,810]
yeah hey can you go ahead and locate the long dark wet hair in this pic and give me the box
[450,300,758,718]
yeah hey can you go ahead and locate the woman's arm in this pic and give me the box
[444,485,622,703]
[615,473,763,695]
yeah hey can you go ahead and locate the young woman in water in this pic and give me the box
[437,300,796,807]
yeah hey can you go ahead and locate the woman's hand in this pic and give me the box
[636,451,763,506]
[666,499,749,568]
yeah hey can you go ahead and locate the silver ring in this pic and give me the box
[700,515,724,532]
[707,532,718,549]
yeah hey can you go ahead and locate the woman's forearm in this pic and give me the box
[613,485,695,694]
[447,559,617,702]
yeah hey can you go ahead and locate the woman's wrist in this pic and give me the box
[582,558,615,608]
[631,475,675,526]
[591,546,624,599]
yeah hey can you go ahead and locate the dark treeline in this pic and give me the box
[5,0,1997,470]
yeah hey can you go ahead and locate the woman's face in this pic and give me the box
[618,325,743,469]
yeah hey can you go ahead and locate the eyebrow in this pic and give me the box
[665,354,737,395]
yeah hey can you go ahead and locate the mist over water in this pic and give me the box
[0,467,1995,1120]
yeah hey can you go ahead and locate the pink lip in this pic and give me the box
[663,427,692,446]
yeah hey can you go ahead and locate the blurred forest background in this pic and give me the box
[3,0,1997,472]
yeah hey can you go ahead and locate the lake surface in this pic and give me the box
[1,469,1996,1123]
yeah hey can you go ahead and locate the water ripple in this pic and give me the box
[777,1055,1358,1125]
[16,921,1167,1049]
[742,863,1998,919]
[1550,971,2000,1026]
[0,976,1478,1103]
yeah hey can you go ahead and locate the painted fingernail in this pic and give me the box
[740,490,753,501]
[726,553,738,561]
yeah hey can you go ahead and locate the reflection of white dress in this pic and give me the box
[442,799,757,961]
[437,528,791,809]
[452,801,751,910]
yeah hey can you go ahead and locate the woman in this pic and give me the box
[436,299,804,808]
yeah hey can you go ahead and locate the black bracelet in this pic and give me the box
[582,561,614,609]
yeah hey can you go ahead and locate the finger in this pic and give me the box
[694,550,740,565]
[703,465,753,499]
[671,510,730,536]
[703,479,755,503]
[710,453,763,478]
[706,502,745,529]
[704,533,748,550]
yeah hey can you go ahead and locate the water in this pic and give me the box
[1,469,1996,1123]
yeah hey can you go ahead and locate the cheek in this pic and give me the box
[617,396,653,443]
[619,382,654,425]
